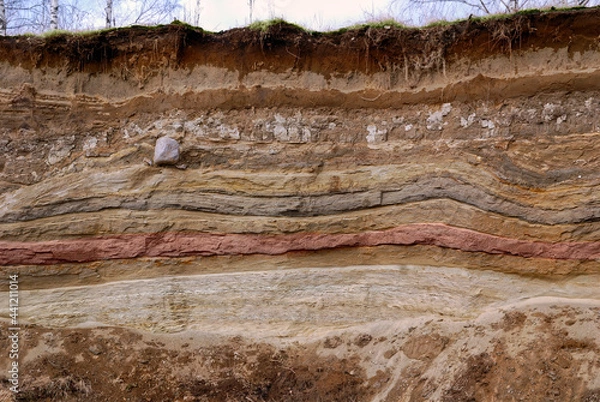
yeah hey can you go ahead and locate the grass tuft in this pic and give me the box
[8,5,598,40]
[40,29,73,38]
[328,18,406,34]
[248,18,307,33]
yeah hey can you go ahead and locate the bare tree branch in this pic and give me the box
[127,0,180,25]
[391,0,600,25]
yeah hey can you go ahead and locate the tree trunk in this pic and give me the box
[106,0,113,28]
[0,0,6,36]
[194,0,200,26]
[50,0,59,30]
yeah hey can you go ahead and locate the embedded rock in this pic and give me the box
[153,136,180,165]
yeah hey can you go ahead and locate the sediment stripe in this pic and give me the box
[4,245,597,291]
[3,200,600,242]
[1,223,599,266]
[2,177,599,225]
[3,161,599,223]
[5,58,600,110]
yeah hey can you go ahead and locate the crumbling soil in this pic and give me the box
[2,325,371,402]
[1,8,599,81]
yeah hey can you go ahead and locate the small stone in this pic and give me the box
[426,103,452,131]
[154,136,180,166]
[88,345,102,355]
[366,125,387,144]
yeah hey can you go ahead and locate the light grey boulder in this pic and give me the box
[154,136,180,166]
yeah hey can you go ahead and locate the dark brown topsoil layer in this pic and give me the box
[1,7,600,77]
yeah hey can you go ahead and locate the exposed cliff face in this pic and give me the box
[0,9,599,401]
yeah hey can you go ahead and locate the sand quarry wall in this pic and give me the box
[0,8,599,402]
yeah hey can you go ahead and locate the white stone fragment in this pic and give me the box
[154,136,180,166]
[366,125,388,144]
[440,103,452,116]
[460,113,477,128]
[47,144,74,165]
[426,103,452,131]
[83,137,98,152]
[542,103,561,122]
[480,119,495,129]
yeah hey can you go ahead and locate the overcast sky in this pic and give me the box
[179,0,394,31]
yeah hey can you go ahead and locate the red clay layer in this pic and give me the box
[1,223,599,266]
